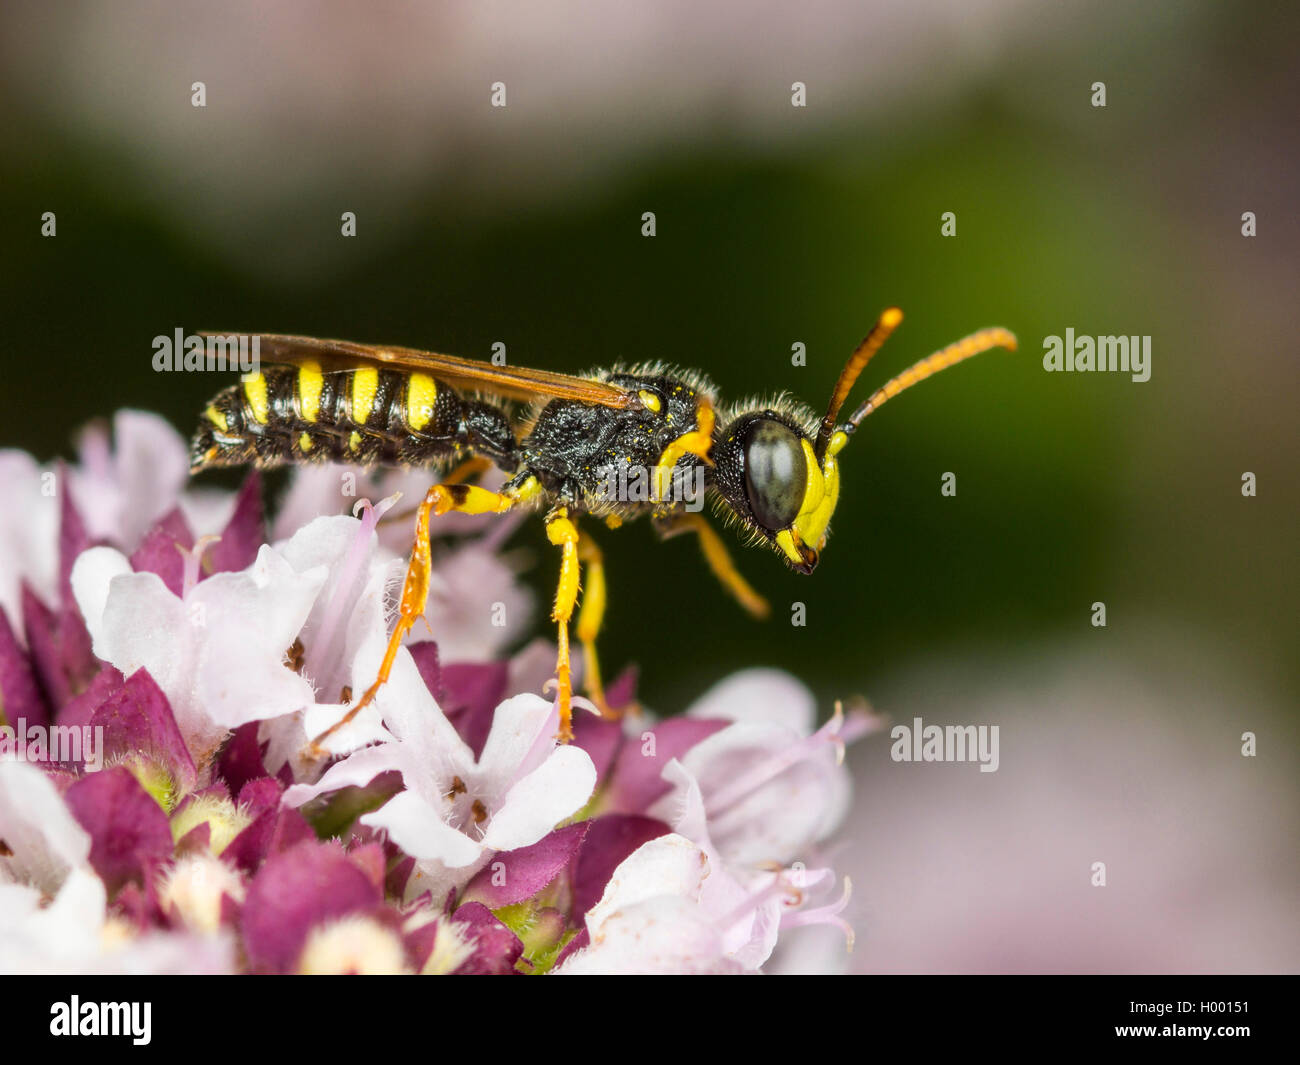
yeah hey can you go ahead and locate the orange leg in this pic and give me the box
[308,482,515,755]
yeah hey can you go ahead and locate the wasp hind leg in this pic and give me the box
[376,455,497,530]
[656,512,771,619]
[307,482,516,756]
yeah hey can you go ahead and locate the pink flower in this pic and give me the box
[0,413,875,974]
[286,687,597,906]
[654,668,880,867]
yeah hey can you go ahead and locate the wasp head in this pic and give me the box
[709,411,846,574]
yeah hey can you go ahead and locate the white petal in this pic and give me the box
[647,761,770,960]
[281,517,386,694]
[685,668,816,734]
[70,546,136,656]
[0,761,92,895]
[362,790,483,869]
[0,882,40,918]
[96,930,237,975]
[106,410,191,546]
[283,745,401,808]
[707,757,842,866]
[0,868,107,972]
[480,744,596,852]
[557,895,734,975]
[680,722,844,866]
[192,545,326,653]
[275,514,364,574]
[651,758,713,845]
[191,547,327,728]
[299,702,391,759]
[477,692,557,787]
[0,868,108,973]
[582,833,709,937]
[364,638,473,793]
[0,451,59,621]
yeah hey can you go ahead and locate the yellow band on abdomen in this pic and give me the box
[241,373,269,424]
[298,360,323,423]
[351,367,379,425]
[407,373,437,431]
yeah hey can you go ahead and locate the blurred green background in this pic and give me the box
[1,0,1295,719]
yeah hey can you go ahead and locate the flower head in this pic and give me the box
[0,414,875,974]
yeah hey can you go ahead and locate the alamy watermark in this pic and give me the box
[594,464,706,512]
[890,716,999,773]
[1043,329,1150,382]
[152,329,260,374]
[0,721,103,771]
[50,997,151,1045]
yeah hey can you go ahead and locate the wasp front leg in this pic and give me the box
[656,511,771,619]
[308,482,515,756]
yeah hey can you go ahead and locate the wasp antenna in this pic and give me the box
[844,326,1018,434]
[814,307,904,458]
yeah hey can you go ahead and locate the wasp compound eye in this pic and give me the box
[742,419,807,531]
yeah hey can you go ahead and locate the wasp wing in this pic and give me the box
[209,333,640,410]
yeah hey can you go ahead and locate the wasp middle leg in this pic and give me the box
[308,481,516,755]
[574,528,615,719]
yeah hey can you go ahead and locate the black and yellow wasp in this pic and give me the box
[190,309,1016,746]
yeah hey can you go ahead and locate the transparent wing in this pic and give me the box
[211,333,640,409]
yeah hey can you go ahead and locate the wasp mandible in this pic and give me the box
[190,308,1017,746]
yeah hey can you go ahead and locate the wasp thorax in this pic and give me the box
[742,419,807,531]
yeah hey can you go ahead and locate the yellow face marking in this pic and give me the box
[351,367,379,425]
[773,433,848,567]
[775,529,808,567]
[638,389,662,414]
[407,373,438,431]
[784,436,845,564]
[298,432,313,453]
[241,373,269,424]
[205,405,228,432]
[297,360,324,423]
[348,431,363,452]
[797,439,825,514]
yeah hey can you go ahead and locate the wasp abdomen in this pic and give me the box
[190,364,519,472]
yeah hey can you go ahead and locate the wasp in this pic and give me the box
[189,308,1016,747]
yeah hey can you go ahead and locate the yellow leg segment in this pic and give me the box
[308,482,515,755]
[575,530,613,718]
[660,512,771,619]
[378,456,499,529]
[546,511,581,742]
